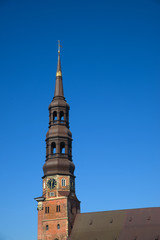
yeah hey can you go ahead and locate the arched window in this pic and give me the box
[57,224,60,229]
[60,111,64,122]
[66,110,69,122]
[61,178,66,187]
[51,142,56,154]
[68,142,72,155]
[46,225,49,230]
[56,205,60,212]
[70,179,74,190]
[60,142,65,154]
[46,143,49,156]
[53,111,57,121]
[45,207,49,214]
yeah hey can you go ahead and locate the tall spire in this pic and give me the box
[54,40,64,98]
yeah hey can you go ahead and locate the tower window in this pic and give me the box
[60,142,65,154]
[57,224,60,229]
[51,142,56,154]
[66,110,69,122]
[46,225,49,230]
[45,207,49,214]
[60,111,64,122]
[61,178,66,187]
[68,142,72,155]
[53,111,57,121]
[56,205,60,212]
[43,181,45,189]
[50,192,54,197]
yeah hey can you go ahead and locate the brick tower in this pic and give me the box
[35,42,80,240]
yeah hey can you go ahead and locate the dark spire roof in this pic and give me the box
[54,41,64,98]
[43,41,75,178]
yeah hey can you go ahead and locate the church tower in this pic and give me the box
[35,42,80,240]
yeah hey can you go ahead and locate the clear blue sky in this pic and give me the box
[0,0,160,239]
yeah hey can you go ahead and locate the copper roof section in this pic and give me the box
[69,207,160,240]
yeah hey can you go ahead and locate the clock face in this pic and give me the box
[47,178,57,189]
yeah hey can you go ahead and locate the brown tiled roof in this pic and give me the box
[69,207,160,240]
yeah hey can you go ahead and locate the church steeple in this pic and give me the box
[54,40,64,98]
[35,43,80,240]
[43,41,75,177]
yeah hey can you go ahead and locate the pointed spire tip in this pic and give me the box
[54,41,64,97]
[56,40,62,77]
